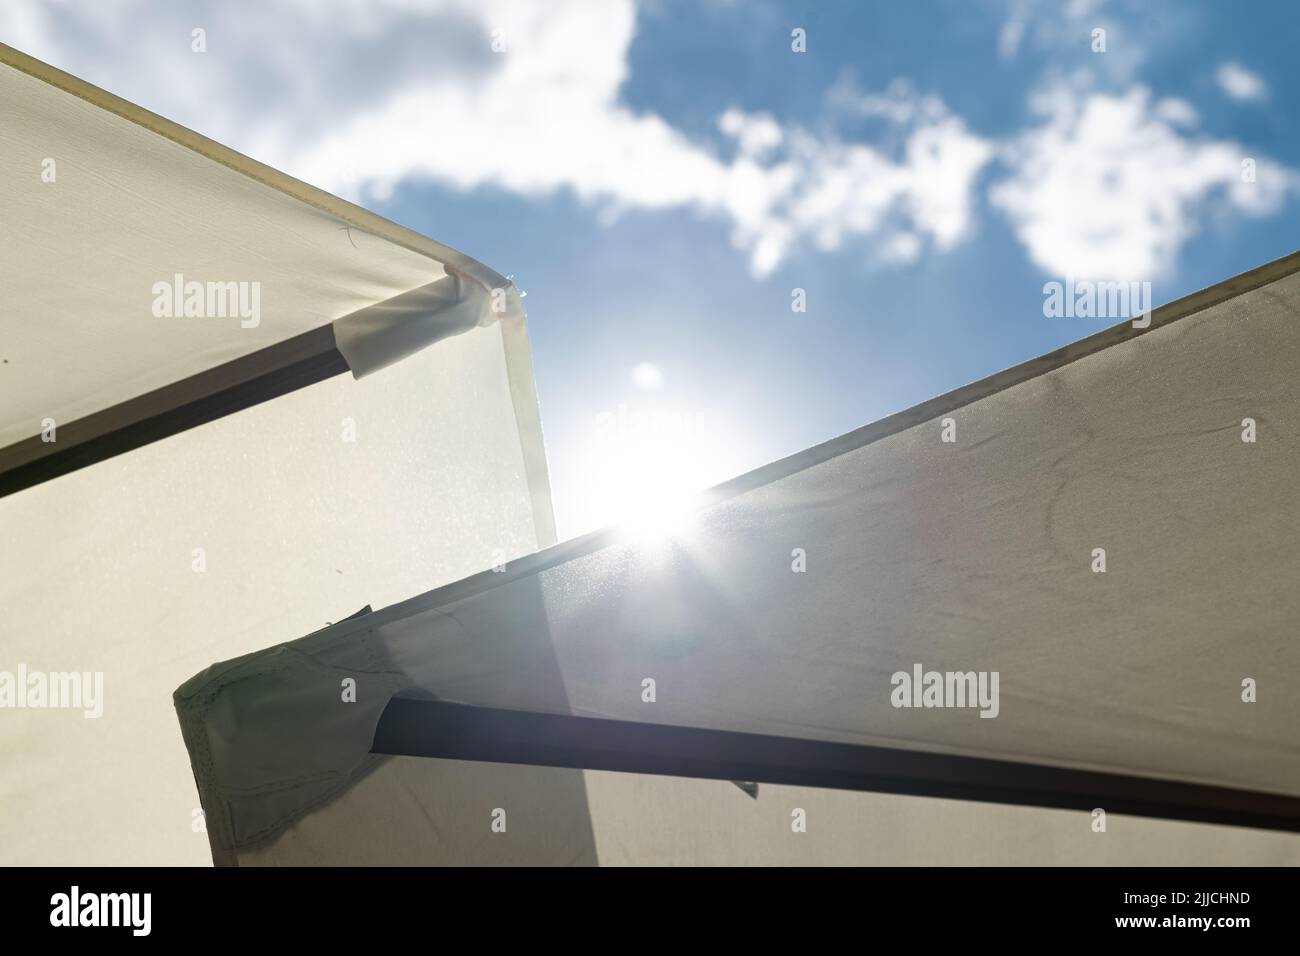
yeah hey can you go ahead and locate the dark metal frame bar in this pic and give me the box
[371,698,1300,834]
[0,325,348,498]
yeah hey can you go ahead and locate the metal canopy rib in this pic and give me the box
[372,699,1300,834]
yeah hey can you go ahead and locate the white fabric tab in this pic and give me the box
[333,264,525,379]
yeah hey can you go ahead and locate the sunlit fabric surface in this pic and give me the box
[0,57,449,446]
[0,47,552,866]
[179,266,1300,865]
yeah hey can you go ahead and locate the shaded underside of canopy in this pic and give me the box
[0,46,428,446]
[176,251,1300,865]
[0,45,554,865]
[0,43,548,529]
[239,758,1300,866]
[0,323,553,866]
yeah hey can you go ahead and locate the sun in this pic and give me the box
[567,400,724,541]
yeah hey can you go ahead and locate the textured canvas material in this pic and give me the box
[177,257,1300,865]
[0,45,526,444]
[0,46,553,866]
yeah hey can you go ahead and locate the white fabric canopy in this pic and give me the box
[4,40,1298,867]
[236,760,1299,866]
[0,44,553,865]
[0,42,530,447]
[174,252,1300,865]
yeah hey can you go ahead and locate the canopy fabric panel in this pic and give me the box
[235,758,1300,866]
[0,45,554,865]
[0,43,530,474]
[0,321,552,866]
[174,252,1300,865]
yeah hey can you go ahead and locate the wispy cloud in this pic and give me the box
[717,84,994,274]
[0,0,995,278]
[991,83,1293,280]
[2,0,1294,283]
[1216,61,1268,102]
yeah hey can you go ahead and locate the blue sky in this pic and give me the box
[6,0,1299,537]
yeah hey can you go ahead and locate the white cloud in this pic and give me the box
[718,109,783,160]
[994,0,1142,83]
[0,0,1291,284]
[997,0,1031,60]
[830,76,950,124]
[721,90,993,275]
[1216,62,1268,102]
[1153,97,1198,128]
[0,0,994,278]
[991,84,1294,280]
[881,232,923,265]
[998,17,1026,60]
